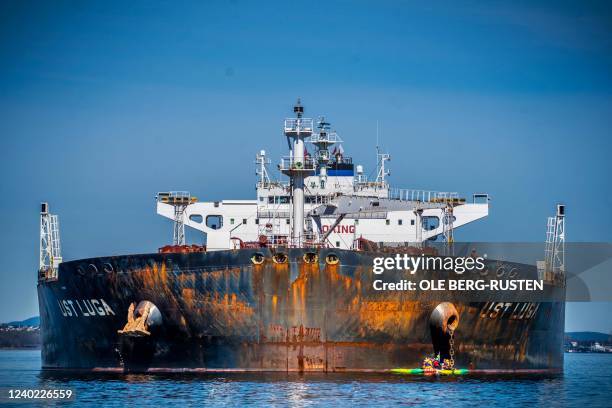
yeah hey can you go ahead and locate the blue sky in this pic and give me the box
[0,1,611,329]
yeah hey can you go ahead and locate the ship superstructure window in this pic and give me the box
[411,220,415,226]
[336,241,340,247]
[206,215,223,230]
[189,214,203,223]
[422,216,440,231]
[286,219,290,224]
[242,219,247,225]
[268,196,291,204]
[398,219,403,226]
[385,219,390,225]
[305,195,330,204]
[230,218,235,225]
[255,218,259,224]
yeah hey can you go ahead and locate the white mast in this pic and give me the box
[280,99,314,246]
[310,117,342,189]
[39,202,62,279]
[376,147,391,185]
[256,150,271,187]
[545,204,565,274]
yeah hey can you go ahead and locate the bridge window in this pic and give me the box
[268,196,291,204]
[422,216,440,231]
[206,215,223,230]
[189,214,203,223]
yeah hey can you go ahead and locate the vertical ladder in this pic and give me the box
[39,202,62,280]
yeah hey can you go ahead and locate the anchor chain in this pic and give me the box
[115,347,124,368]
[448,328,455,369]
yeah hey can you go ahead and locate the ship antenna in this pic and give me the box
[294,98,304,118]
[376,120,379,151]
[376,120,379,172]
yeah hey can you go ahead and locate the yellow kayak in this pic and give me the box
[391,368,469,375]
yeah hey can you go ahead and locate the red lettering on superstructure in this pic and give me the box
[321,225,356,234]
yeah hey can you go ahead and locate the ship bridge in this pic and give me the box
[156,100,490,250]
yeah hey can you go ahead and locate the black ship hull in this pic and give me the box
[37,248,565,373]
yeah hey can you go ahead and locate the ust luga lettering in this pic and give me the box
[57,299,116,317]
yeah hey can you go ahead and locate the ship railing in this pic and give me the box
[389,188,463,203]
[257,181,287,188]
[257,210,292,219]
[344,212,387,219]
[307,131,343,144]
[284,118,313,135]
[157,191,197,204]
[354,181,388,190]
[279,157,316,172]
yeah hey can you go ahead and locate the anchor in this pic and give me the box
[117,300,163,371]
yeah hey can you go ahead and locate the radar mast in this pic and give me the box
[280,99,315,246]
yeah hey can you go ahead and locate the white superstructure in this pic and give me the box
[157,101,490,251]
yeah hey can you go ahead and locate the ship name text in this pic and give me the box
[57,299,116,318]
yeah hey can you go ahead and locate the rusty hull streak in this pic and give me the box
[37,248,565,372]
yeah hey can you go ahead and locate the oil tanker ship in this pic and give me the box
[37,100,566,373]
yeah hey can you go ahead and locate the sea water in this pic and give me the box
[0,350,610,407]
